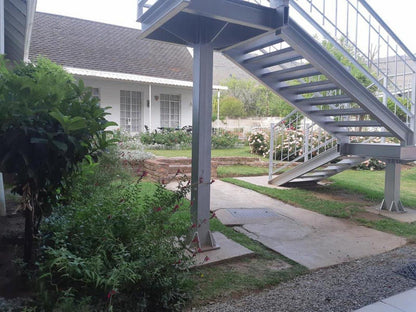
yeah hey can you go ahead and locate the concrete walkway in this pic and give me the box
[355,287,416,311]
[210,179,406,269]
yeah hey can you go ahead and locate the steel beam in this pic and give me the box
[340,143,416,161]
[138,0,190,39]
[191,42,219,251]
[184,0,283,31]
[380,160,405,212]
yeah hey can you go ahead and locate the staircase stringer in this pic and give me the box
[279,20,414,145]
[221,51,350,143]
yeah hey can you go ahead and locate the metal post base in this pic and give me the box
[379,199,405,213]
[190,231,220,252]
[379,160,406,213]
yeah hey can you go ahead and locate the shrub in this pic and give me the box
[356,158,386,171]
[248,131,269,157]
[274,128,304,160]
[211,130,239,149]
[0,56,115,262]
[140,128,192,149]
[219,96,245,118]
[37,156,194,311]
[273,128,333,161]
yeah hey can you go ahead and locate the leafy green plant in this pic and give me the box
[140,128,192,148]
[0,56,116,262]
[37,157,194,311]
[211,130,239,149]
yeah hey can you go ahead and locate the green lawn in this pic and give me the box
[328,167,416,208]
[222,178,363,218]
[147,146,260,158]
[222,166,416,239]
[217,165,269,178]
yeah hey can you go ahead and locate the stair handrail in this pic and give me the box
[269,110,337,179]
[289,0,415,128]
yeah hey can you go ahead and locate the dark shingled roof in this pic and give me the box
[29,12,194,81]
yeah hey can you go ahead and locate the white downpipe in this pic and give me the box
[216,90,220,127]
[412,74,416,145]
[0,173,6,217]
[148,84,152,131]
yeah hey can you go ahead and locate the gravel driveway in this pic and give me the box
[196,244,416,312]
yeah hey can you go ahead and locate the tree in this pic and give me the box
[0,57,116,262]
[222,77,293,117]
[223,77,259,116]
[219,96,245,118]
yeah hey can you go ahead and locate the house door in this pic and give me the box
[120,90,141,133]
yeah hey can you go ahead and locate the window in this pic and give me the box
[91,88,100,104]
[120,90,141,133]
[160,94,181,128]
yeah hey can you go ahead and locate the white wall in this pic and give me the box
[77,76,193,132]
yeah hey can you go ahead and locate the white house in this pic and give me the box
[29,12,228,133]
[1,0,37,216]
[1,0,36,61]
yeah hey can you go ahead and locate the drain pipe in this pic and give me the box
[0,173,6,217]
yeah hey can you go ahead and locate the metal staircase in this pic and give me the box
[268,111,368,186]
[137,0,416,231]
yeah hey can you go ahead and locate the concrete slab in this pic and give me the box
[210,180,407,270]
[381,288,416,312]
[192,232,253,267]
[215,208,281,225]
[365,205,416,223]
[355,301,404,312]
[236,175,290,189]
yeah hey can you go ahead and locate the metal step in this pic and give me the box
[295,95,353,106]
[333,131,393,137]
[262,63,320,81]
[270,147,340,186]
[326,120,381,127]
[290,176,323,183]
[309,108,368,116]
[244,48,303,68]
[277,155,367,186]
[279,80,339,94]
[239,34,284,54]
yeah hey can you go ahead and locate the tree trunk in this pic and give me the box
[23,205,34,263]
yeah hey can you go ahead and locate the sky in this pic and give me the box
[36,0,416,53]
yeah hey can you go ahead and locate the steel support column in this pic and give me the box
[0,173,6,217]
[0,0,4,55]
[191,42,219,251]
[380,160,405,212]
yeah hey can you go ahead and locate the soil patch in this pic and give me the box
[0,196,32,300]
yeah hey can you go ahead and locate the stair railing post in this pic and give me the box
[269,123,275,181]
[303,117,309,162]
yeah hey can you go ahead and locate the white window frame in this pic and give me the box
[160,94,181,129]
[120,90,142,133]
